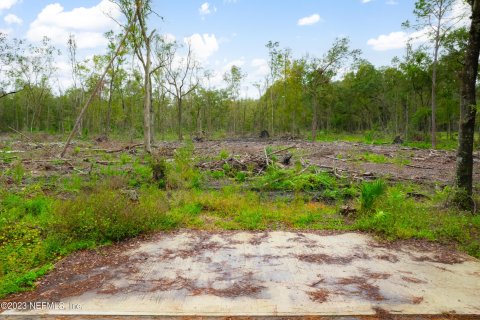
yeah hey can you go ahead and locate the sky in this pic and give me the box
[0,0,471,97]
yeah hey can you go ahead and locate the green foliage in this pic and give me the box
[354,185,480,258]
[364,131,375,144]
[235,210,264,230]
[10,161,25,185]
[0,194,54,297]
[359,179,386,211]
[166,142,202,190]
[50,189,169,243]
[61,174,84,192]
[254,166,350,201]
[218,149,229,160]
[235,171,247,182]
[359,152,388,164]
[151,157,168,189]
[120,153,132,165]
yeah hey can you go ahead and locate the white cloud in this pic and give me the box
[199,2,211,15]
[0,0,18,11]
[369,0,469,51]
[162,33,176,44]
[27,0,121,49]
[251,58,269,78]
[451,0,471,27]
[0,27,12,35]
[386,0,398,5]
[362,0,373,3]
[367,31,408,51]
[184,33,219,61]
[199,2,216,20]
[297,14,321,26]
[4,13,22,25]
[367,29,428,51]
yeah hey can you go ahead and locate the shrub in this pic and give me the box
[360,179,386,211]
[151,157,168,189]
[166,142,202,190]
[50,189,169,243]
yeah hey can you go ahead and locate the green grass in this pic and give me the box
[354,185,480,257]
[314,131,461,151]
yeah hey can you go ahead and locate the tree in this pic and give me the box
[163,40,199,141]
[0,32,20,100]
[223,65,245,135]
[8,37,59,131]
[104,30,127,137]
[305,38,360,140]
[454,0,480,210]
[407,0,463,148]
[115,0,157,152]
[61,11,135,157]
[265,41,283,136]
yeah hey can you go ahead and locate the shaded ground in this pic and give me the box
[2,231,480,317]
[1,136,479,186]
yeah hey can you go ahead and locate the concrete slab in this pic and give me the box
[2,231,480,317]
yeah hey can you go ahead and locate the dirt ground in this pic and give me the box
[1,135,479,186]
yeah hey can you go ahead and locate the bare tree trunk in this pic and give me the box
[455,0,480,210]
[311,94,318,141]
[106,69,114,137]
[404,95,409,140]
[143,55,152,153]
[270,90,274,136]
[177,97,183,141]
[149,78,154,145]
[431,35,440,148]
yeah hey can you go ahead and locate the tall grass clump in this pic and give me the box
[50,189,169,245]
[360,179,386,211]
[165,142,202,189]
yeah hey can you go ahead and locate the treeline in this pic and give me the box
[0,21,477,143]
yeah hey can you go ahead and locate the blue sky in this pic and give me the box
[0,0,468,95]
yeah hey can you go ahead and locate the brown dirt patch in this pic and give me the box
[148,272,265,298]
[296,251,369,265]
[361,269,392,280]
[308,289,330,303]
[195,282,265,298]
[402,276,427,284]
[411,252,467,265]
[375,253,400,263]
[297,253,354,264]
[369,239,469,265]
[287,233,318,246]
[149,276,197,292]
[248,232,270,245]
[160,233,229,260]
[336,276,385,301]
[412,296,424,304]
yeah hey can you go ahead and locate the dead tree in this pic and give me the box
[162,41,199,141]
[61,21,134,158]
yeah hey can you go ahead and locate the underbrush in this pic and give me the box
[1,141,479,299]
[314,131,459,150]
[354,185,480,257]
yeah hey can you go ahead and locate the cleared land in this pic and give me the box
[1,135,480,318]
